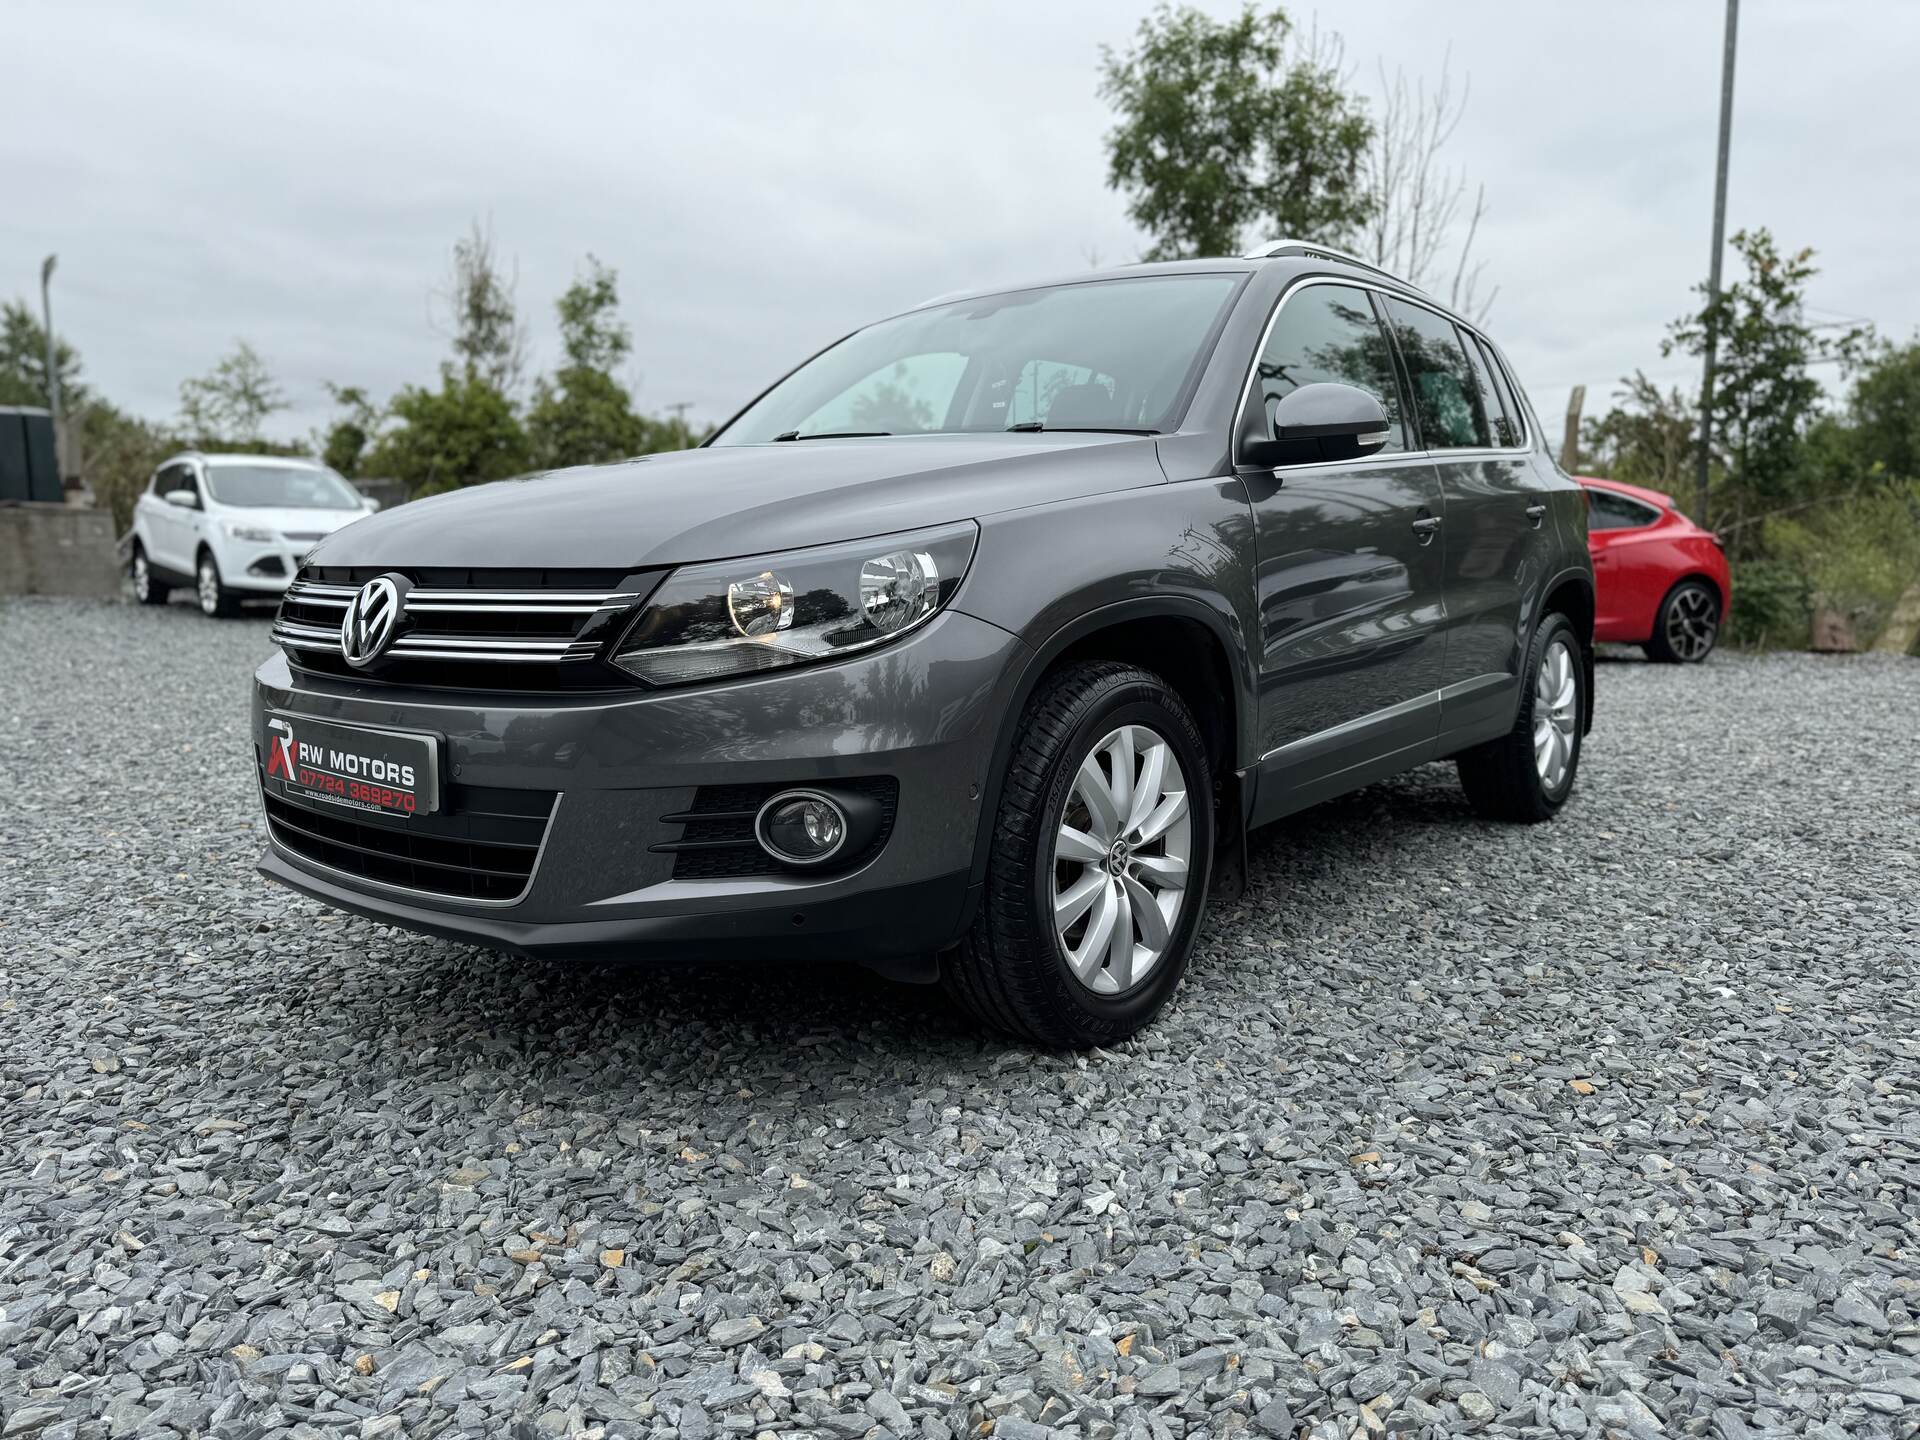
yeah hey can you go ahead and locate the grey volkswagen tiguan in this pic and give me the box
[255,241,1594,1047]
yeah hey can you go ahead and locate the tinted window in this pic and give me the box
[159,465,199,502]
[1474,335,1525,447]
[1461,331,1516,448]
[1383,298,1488,450]
[1253,283,1405,452]
[714,274,1242,443]
[1586,488,1661,530]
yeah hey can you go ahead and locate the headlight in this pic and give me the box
[612,521,977,686]
[223,521,277,543]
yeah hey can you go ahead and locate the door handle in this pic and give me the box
[1525,503,1547,529]
[1411,515,1442,546]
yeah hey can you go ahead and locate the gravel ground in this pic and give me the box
[2,595,1917,1440]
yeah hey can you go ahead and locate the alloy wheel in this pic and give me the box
[133,552,150,602]
[1533,639,1579,793]
[1666,586,1718,661]
[1051,723,1191,995]
[197,558,221,615]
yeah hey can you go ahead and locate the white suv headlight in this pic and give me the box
[612,521,977,686]
[222,521,277,543]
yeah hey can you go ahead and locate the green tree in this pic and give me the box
[364,367,530,495]
[76,401,175,534]
[178,340,287,447]
[526,257,648,469]
[440,219,527,393]
[316,382,385,477]
[0,299,85,408]
[1099,4,1374,259]
[1664,229,1869,540]
[1843,337,1920,484]
[1580,372,1697,493]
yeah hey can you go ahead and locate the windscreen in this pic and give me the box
[206,464,363,510]
[712,273,1243,445]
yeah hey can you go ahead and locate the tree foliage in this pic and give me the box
[1099,4,1373,259]
[0,299,85,409]
[1663,229,1870,530]
[363,368,530,496]
[315,383,384,478]
[439,219,527,394]
[1580,372,1696,494]
[177,341,288,447]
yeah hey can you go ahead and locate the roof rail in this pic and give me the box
[1240,238,1423,292]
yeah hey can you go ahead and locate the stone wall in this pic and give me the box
[0,503,123,598]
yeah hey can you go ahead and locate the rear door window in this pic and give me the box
[1461,332,1518,448]
[1382,298,1489,450]
[1474,335,1526,447]
[1254,283,1407,452]
[1587,488,1661,530]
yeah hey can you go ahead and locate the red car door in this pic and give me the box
[1584,483,1671,642]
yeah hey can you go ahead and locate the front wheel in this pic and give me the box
[1456,613,1584,823]
[1644,579,1720,663]
[131,542,171,605]
[945,661,1214,1048]
[196,550,238,618]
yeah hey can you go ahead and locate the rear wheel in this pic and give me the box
[945,661,1214,1048]
[196,550,238,618]
[1456,612,1583,823]
[1644,579,1720,663]
[131,542,170,605]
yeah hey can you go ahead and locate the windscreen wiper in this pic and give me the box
[1005,422,1160,435]
[771,430,892,441]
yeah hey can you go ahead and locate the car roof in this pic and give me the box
[1577,475,1679,511]
[903,245,1444,327]
[168,452,325,469]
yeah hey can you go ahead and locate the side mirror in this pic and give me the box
[164,488,200,510]
[362,496,382,513]
[1238,382,1391,468]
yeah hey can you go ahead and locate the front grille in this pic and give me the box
[263,777,556,902]
[658,778,898,879]
[272,566,657,690]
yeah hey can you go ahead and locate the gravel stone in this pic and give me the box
[3,603,1918,1440]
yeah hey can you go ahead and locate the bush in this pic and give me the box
[1725,558,1811,650]
[1759,484,1920,648]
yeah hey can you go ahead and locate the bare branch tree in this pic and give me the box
[432,217,528,394]
[1362,52,1497,321]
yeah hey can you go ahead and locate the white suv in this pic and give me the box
[130,454,377,616]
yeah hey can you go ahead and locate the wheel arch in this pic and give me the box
[967,596,1251,889]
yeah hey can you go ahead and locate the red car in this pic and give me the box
[1578,476,1731,662]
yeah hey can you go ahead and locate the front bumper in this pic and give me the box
[252,609,1026,962]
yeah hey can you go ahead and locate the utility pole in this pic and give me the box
[40,254,62,479]
[666,401,694,431]
[1694,0,1739,528]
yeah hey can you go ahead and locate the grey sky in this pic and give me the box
[5,1,1912,445]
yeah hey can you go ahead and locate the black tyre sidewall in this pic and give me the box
[1650,579,1719,664]
[1020,684,1213,1035]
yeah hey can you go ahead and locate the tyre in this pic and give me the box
[945,660,1214,1048]
[131,542,171,606]
[195,549,238,618]
[1643,579,1720,664]
[1456,612,1583,823]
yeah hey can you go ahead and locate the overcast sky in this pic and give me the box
[5,1,1912,443]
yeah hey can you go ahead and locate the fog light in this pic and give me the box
[755,790,849,866]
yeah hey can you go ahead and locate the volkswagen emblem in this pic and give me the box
[340,575,405,668]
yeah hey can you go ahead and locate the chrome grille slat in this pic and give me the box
[275,571,649,687]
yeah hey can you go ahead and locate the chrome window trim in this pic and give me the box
[1232,275,1534,468]
[258,777,562,910]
